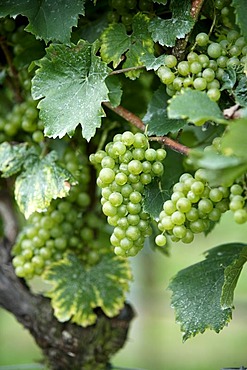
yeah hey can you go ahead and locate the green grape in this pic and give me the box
[189,61,202,74]
[164,55,177,68]
[177,61,190,76]
[193,77,207,90]
[196,32,209,47]
[157,66,175,85]
[207,43,222,58]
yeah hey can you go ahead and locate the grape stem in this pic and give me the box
[109,65,145,75]
[0,37,23,103]
[103,102,190,156]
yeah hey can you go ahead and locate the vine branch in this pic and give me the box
[0,37,23,102]
[103,102,190,156]
[190,0,205,20]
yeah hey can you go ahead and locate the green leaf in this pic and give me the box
[44,253,131,326]
[149,0,194,47]
[221,118,247,158]
[140,53,166,71]
[232,0,247,42]
[188,150,247,186]
[0,0,85,43]
[221,245,247,308]
[144,149,184,219]
[168,90,227,126]
[32,41,110,141]
[15,151,74,218]
[143,85,186,135]
[100,13,154,79]
[221,66,237,91]
[233,75,247,107]
[169,243,247,341]
[105,75,122,108]
[0,142,34,177]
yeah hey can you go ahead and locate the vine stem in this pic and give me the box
[0,37,23,103]
[109,65,145,75]
[190,0,205,20]
[102,102,190,156]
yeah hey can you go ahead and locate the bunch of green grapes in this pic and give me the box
[155,169,230,247]
[90,131,166,257]
[12,144,109,280]
[0,97,44,144]
[157,27,246,101]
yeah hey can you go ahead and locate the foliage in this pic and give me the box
[0,0,247,366]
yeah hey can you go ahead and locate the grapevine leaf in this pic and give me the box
[15,151,74,219]
[0,142,35,177]
[101,13,154,79]
[0,0,85,43]
[105,75,122,108]
[168,90,227,126]
[221,245,247,308]
[233,76,247,107]
[232,0,247,41]
[188,150,247,186]
[149,0,194,47]
[221,118,247,158]
[144,149,184,219]
[140,53,166,71]
[44,253,131,327]
[143,85,186,135]
[169,243,247,341]
[32,41,110,141]
[100,23,130,68]
[221,66,237,91]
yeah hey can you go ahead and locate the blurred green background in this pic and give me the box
[1,211,247,370]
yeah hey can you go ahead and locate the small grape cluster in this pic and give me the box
[90,131,166,257]
[108,0,153,30]
[229,184,247,224]
[155,170,230,247]
[215,0,235,29]
[0,98,44,144]
[157,28,247,101]
[12,145,108,280]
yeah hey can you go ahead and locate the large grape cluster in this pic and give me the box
[157,28,247,101]
[12,144,108,280]
[155,170,230,247]
[90,131,166,257]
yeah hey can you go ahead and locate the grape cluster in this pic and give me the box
[90,131,166,257]
[215,0,235,29]
[0,98,44,144]
[108,0,153,29]
[157,28,247,101]
[12,145,108,280]
[229,183,247,224]
[155,169,230,247]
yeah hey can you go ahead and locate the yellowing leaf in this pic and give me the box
[44,253,132,326]
[15,151,74,218]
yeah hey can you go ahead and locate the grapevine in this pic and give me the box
[0,0,247,369]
